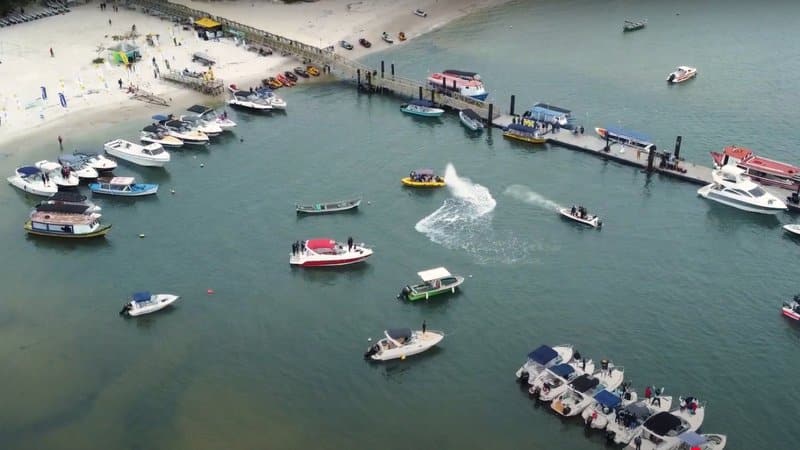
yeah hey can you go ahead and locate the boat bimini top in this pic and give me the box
[527,345,558,366]
[418,267,451,282]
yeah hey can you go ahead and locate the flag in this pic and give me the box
[59,93,67,108]
[41,86,48,100]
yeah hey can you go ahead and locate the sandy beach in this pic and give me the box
[0,0,508,151]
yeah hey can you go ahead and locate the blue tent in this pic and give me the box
[527,345,558,366]
[549,363,575,378]
[678,432,706,447]
[593,390,621,409]
[132,292,152,303]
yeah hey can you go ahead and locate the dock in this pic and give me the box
[159,69,225,95]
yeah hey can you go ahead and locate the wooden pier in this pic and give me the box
[160,69,224,95]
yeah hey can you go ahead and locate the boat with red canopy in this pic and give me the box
[289,237,373,267]
[711,146,800,190]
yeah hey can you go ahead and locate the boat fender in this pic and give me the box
[563,406,571,416]
[605,431,615,442]
[451,287,455,293]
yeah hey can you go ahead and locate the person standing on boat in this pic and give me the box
[644,385,652,401]
[291,241,297,256]
[347,236,354,251]
[422,320,427,335]
[633,435,642,450]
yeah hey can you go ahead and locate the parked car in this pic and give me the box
[359,38,371,48]
[340,40,354,50]
[414,9,428,17]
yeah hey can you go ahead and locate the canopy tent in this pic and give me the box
[17,166,41,176]
[549,363,575,378]
[132,292,152,303]
[527,345,558,366]
[603,126,653,145]
[593,390,621,409]
[108,177,135,185]
[108,42,141,63]
[417,267,451,282]
[194,17,222,30]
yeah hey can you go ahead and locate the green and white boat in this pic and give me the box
[397,267,464,301]
[400,99,445,117]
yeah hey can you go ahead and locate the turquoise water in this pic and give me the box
[1,1,799,449]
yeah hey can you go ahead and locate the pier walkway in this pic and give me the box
[159,69,224,95]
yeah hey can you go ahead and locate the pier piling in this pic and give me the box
[430,89,435,104]
[674,136,682,159]
[418,86,423,100]
[647,145,657,172]
[510,95,516,116]
[381,61,384,78]
[391,63,395,76]
[356,69,361,88]
[604,132,610,152]
[488,104,494,126]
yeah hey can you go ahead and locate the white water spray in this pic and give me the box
[503,184,562,211]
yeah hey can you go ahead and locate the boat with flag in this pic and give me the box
[290,238,373,267]
[595,126,655,151]
[711,145,800,190]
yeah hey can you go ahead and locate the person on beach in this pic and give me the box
[118,78,123,89]
[49,47,54,57]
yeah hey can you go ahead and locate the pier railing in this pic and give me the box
[128,0,500,119]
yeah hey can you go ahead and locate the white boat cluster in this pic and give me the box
[515,345,727,449]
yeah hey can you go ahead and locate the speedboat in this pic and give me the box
[7,166,58,196]
[401,169,445,187]
[624,402,706,450]
[283,71,298,82]
[581,386,652,430]
[104,139,170,167]
[255,88,287,110]
[37,191,101,214]
[364,327,443,361]
[603,396,674,444]
[359,38,371,48]
[25,211,111,238]
[89,177,158,196]
[35,160,80,187]
[711,145,800,191]
[57,154,99,179]
[528,359,596,402]
[119,292,180,317]
[186,104,237,131]
[227,86,273,112]
[783,224,800,236]
[290,237,373,267]
[459,108,484,132]
[140,125,184,148]
[782,294,800,321]
[624,18,647,32]
[178,114,223,137]
[697,165,787,214]
[414,8,427,17]
[667,66,697,84]
[551,360,625,417]
[428,72,488,100]
[559,205,602,228]
[381,32,394,44]
[293,67,309,78]
[73,151,117,172]
[155,116,211,145]
[503,124,547,144]
[397,267,465,301]
[515,344,575,383]
[673,432,727,450]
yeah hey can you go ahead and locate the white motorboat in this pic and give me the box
[459,108,484,132]
[37,191,101,214]
[7,166,58,196]
[186,104,237,131]
[364,327,444,361]
[140,125,184,148]
[153,115,210,145]
[515,344,574,383]
[783,224,800,236]
[624,402,706,450]
[667,66,697,84]
[178,114,223,137]
[254,88,287,110]
[697,165,787,214]
[104,139,170,167]
[73,151,117,171]
[290,237,373,267]
[227,86,273,112]
[583,386,660,431]
[671,432,727,450]
[57,154,99,179]
[528,359,596,402]
[35,160,80,187]
[119,292,180,317]
[381,32,394,44]
[551,360,625,417]
[559,206,602,228]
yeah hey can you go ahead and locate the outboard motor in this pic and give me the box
[363,344,379,359]
[397,285,411,300]
[668,73,676,82]
[518,370,529,383]
[573,351,582,362]
[118,303,131,316]
[601,359,609,372]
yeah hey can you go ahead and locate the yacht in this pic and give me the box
[57,154,99,179]
[185,104,237,131]
[364,327,444,361]
[550,360,625,417]
[625,404,705,450]
[290,237,372,267]
[697,165,787,214]
[104,139,170,167]
[35,160,80,187]
[152,115,210,145]
[73,151,117,172]
[528,359,595,402]
[255,88,287,110]
[515,344,574,383]
[227,86,272,112]
[7,166,58,196]
[667,66,697,84]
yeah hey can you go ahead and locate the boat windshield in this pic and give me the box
[748,186,766,197]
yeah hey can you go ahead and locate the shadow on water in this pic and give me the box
[365,346,444,381]
[126,305,180,330]
[504,138,548,154]
[402,186,442,197]
[702,204,782,230]
[25,234,112,250]
[397,291,464,312]
[406,115,444,128]
[291,263,374,284]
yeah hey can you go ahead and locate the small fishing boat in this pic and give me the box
[104,139,170,167]
[782,294,800,321]
[290,237,373,267]
[459,108,484,132]
[295,197,361,214]
[7,166,58,196]
[293,67,309,78]
[73,151,117,172]
[340,40,354,50]
[559,206,602,228]
[119,292,180,317]
[57,154,99,179]
[381,32,394,44]
[364,327,443,361]
[503,124,547,144]
[35,160,80,187]
[697,165,787,214]
[595,126,654,151]
[140,125,184,148]
[515,344,575,383]
[266,77,283,89]
[306,65,320,76]
[276,73,294,87]
[667,66,697,84]
[185,104,237,131]
[401,169,445,187]
[624,406,705,450]
[398,31,407,41]
[89,177,158,196]
[25,211,111,238]
[623,18,647,32]
[400,99,445,117]
[397,267,464,301]
[414,8,427,17]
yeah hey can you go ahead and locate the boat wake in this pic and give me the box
[415,164,532,264]
[503,184,562,211]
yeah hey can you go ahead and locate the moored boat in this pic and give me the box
[559,205,602,228]
[515,344,575,383]
[140,125,184,148]
[624,405,705,450]
[503,123,547,144]
[398,31,407,41]
[459,108,484,132]
[293,67,309,78]
[783,224,800,236]
[697,165,787,214]
[153,115,210,145]
[397,267,464,301]
[782,294,800,321]
[667,66,697,84]
[57,154,99,179]
[339,40,354,50]
[623,18,647,32]
[414,9,427,17]
[89,177,158,196]
[529,359,596,402]
[364,327,443,361]
[427,72,488,100]
[7,166,58,196]
[119,292,180,317]
[306,65,320,76]
[104,139,170,167]
[186,104,237,131]
[400,99,445,117]
[227,86,272,112]
[25,211,111,238]
[358,38,371,48]
[255,87,287,109]
[290,237,373,267]
[381,32,394,43]
[39,191,101,214]
[401,169,445,187]
[178,114,223,137]
[595,126,655,151]
[35,160,79,187]
[551,361,625,417]
[73,151,117,172]
[602,396,674,444]
[295,197,361,214]
[675,432,727,450]
[711,145,800,191]
[283,71,298,82]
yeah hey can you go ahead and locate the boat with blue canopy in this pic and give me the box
[120,291,180,317]
[529,357,596,401]
[677,431,727,450]
[89,177,158,196]
[7,165,58,196]
[595,126,655,151]
[526,103,574,128]
[503,123,547,144]
[400,99,445,117]
[581,386,644,431]
[551,361,626,417]
[515,344,574,382]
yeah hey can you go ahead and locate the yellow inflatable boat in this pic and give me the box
[401,169,446,187]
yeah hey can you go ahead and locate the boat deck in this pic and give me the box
[30,211,96,224]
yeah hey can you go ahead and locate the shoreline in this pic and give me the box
[0,0,511,153]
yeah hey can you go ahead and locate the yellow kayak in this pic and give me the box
[401,177,445,188]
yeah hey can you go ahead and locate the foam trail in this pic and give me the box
[503,184,562,211]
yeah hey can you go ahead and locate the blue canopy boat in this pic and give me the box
[526,103,575,128]
[89,177,158,196]
[595,126,655,151]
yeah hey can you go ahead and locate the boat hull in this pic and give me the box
[459,111,484,131]
[782,306,800,320]
[7,177,58,196]
[291,255,370,267]
[24,221,111,238]
[124,294,180,317]
[89,184,159,196]
[296,199,361,214]
[105,149,170,167]
[401,107,445,117]
[503,131,547,144]
[783,224,800,236]
[558,208,602,228]
[401,177,445,187]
